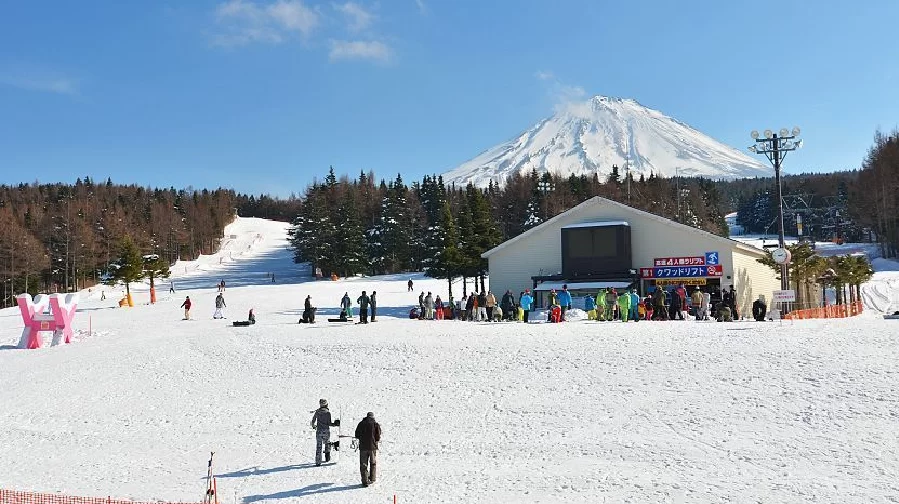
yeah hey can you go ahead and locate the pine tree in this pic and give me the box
[144,253,171,299]
[105,236,145,297]
[333,188,367,277]
[426,201,463,302]
[379,174,412,272]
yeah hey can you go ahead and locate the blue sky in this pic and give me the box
[2,0,897,197]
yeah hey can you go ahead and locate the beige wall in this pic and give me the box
[486,199,748,299]
[732,248,780,318]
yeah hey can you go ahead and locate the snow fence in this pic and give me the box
[0,489,203,504]
[783,301,863,320]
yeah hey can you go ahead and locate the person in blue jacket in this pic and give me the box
[557,285,572,321]
[584,292,596,320]
[629,289,641,322]
[519,289,534,323]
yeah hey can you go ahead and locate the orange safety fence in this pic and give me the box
[0,489,203,504]
[783,301,864,320]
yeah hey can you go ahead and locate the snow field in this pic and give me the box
[1,218,897,503]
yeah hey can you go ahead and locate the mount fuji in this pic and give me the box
[443,96,771,187]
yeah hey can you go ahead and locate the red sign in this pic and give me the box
[653,256,706,267]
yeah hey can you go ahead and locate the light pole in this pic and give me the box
[748,127,803,291]
[537,180,554,222]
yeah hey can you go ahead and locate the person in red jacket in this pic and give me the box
[180,296,192,320]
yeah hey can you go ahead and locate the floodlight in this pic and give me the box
[751,130,759,139]
[792,127,800,136]
[779,128,790,137]
[795,139,804,149]
[748,145,757,153]
[764,129,773,139]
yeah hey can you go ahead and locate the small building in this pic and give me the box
[481,197,779,317]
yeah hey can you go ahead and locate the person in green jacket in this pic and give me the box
[595,289,607,321]
[617,289,631,322]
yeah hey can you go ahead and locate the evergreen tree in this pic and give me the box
[332,188,367,277]
[105,236,145,297]
[379,174,412,272]
[426,201,463,302]
[144,253,171,297]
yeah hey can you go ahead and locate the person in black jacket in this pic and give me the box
[370,291,377,322]
[357,291,370,324]
[752,296,767,321]
[355,412,382,487]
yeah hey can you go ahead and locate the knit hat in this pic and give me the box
[366,412,374,418]
[319,399,328,408]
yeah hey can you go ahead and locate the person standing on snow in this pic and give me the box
[629,289,640,322]
[519,289,534,323]
[691,288,703,318]
[418,292,425,319]
[669,288,684,320]
[213,293,227,319]
[596,289,607,321]
[355,412,382,487]
[700,291,711,321]
[341,292,352,319]
[370,291,377,322]
[357,291,371,324]
[477,291,487,321]
[606,289,619,320]
[501,290,514,321]
[424,292,434,320]
[617,289,631,322]
[310,399,337,466]
[485,291,497,321]
[557,286,572,321]
[169,281,175,294]
[181,296,192,320]
[407,279,414,292]
[584,292,596,320]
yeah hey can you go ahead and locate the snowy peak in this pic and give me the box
[444,95,770,187]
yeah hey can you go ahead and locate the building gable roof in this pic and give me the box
[481,196,766,259]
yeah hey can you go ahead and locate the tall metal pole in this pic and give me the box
[773,134,788,291]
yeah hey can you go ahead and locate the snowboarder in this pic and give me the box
[407,279,414,292]
[370,291,377,322]
[357,291,370,324]
[310,399,337,466]
[519,289,533,323]
[355,412,381,487]
[557,286,572,321]
[181,296,192,320]
[213,293,227,319]
[341,292,352,319]
[752,296,767,321]
[301,295,316,323]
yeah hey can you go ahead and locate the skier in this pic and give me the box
[355,412,381,487]
[617,289,631,322]
[370,291,377,322]
[557,286,572,321]
[341,292,352,319]
[519,289,533,323]
[407,279,414,292]
[752,296,767,321]
[310,399,337,466]
[213,293,227,319]
[357,291,370,324]
[181,296,192,320]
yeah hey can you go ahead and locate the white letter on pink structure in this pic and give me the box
[17,293,79,349]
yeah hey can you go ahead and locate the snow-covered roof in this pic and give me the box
[561,221,630,229]
[481,196,766,259]
[535,281,631,291]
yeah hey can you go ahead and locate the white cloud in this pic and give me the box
[536,69,588,111]
[334,2,374,32]
[212,0,319,47]
[329,40,391,63]
[0,73,79,95]
[535,70,554,81]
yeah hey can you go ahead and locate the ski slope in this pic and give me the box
[1,218,898,503]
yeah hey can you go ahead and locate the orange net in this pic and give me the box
[0,489,203,504]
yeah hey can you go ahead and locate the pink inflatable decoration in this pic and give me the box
[17,293,79,349]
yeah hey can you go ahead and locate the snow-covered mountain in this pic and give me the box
[444,95,771,187]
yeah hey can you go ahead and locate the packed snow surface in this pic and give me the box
[2,218,898,503]
[444,96,770,187]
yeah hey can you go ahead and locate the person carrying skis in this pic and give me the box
[355,412,381,487]
[617,289,631,322]
[181,296,192,320]
[557,286,572,321]
[214,293,227,319]
[310,399,337,466]
[370,291,377,322]
[341,292,352,319]
[519,289,533,323]
[357,291,370,324]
